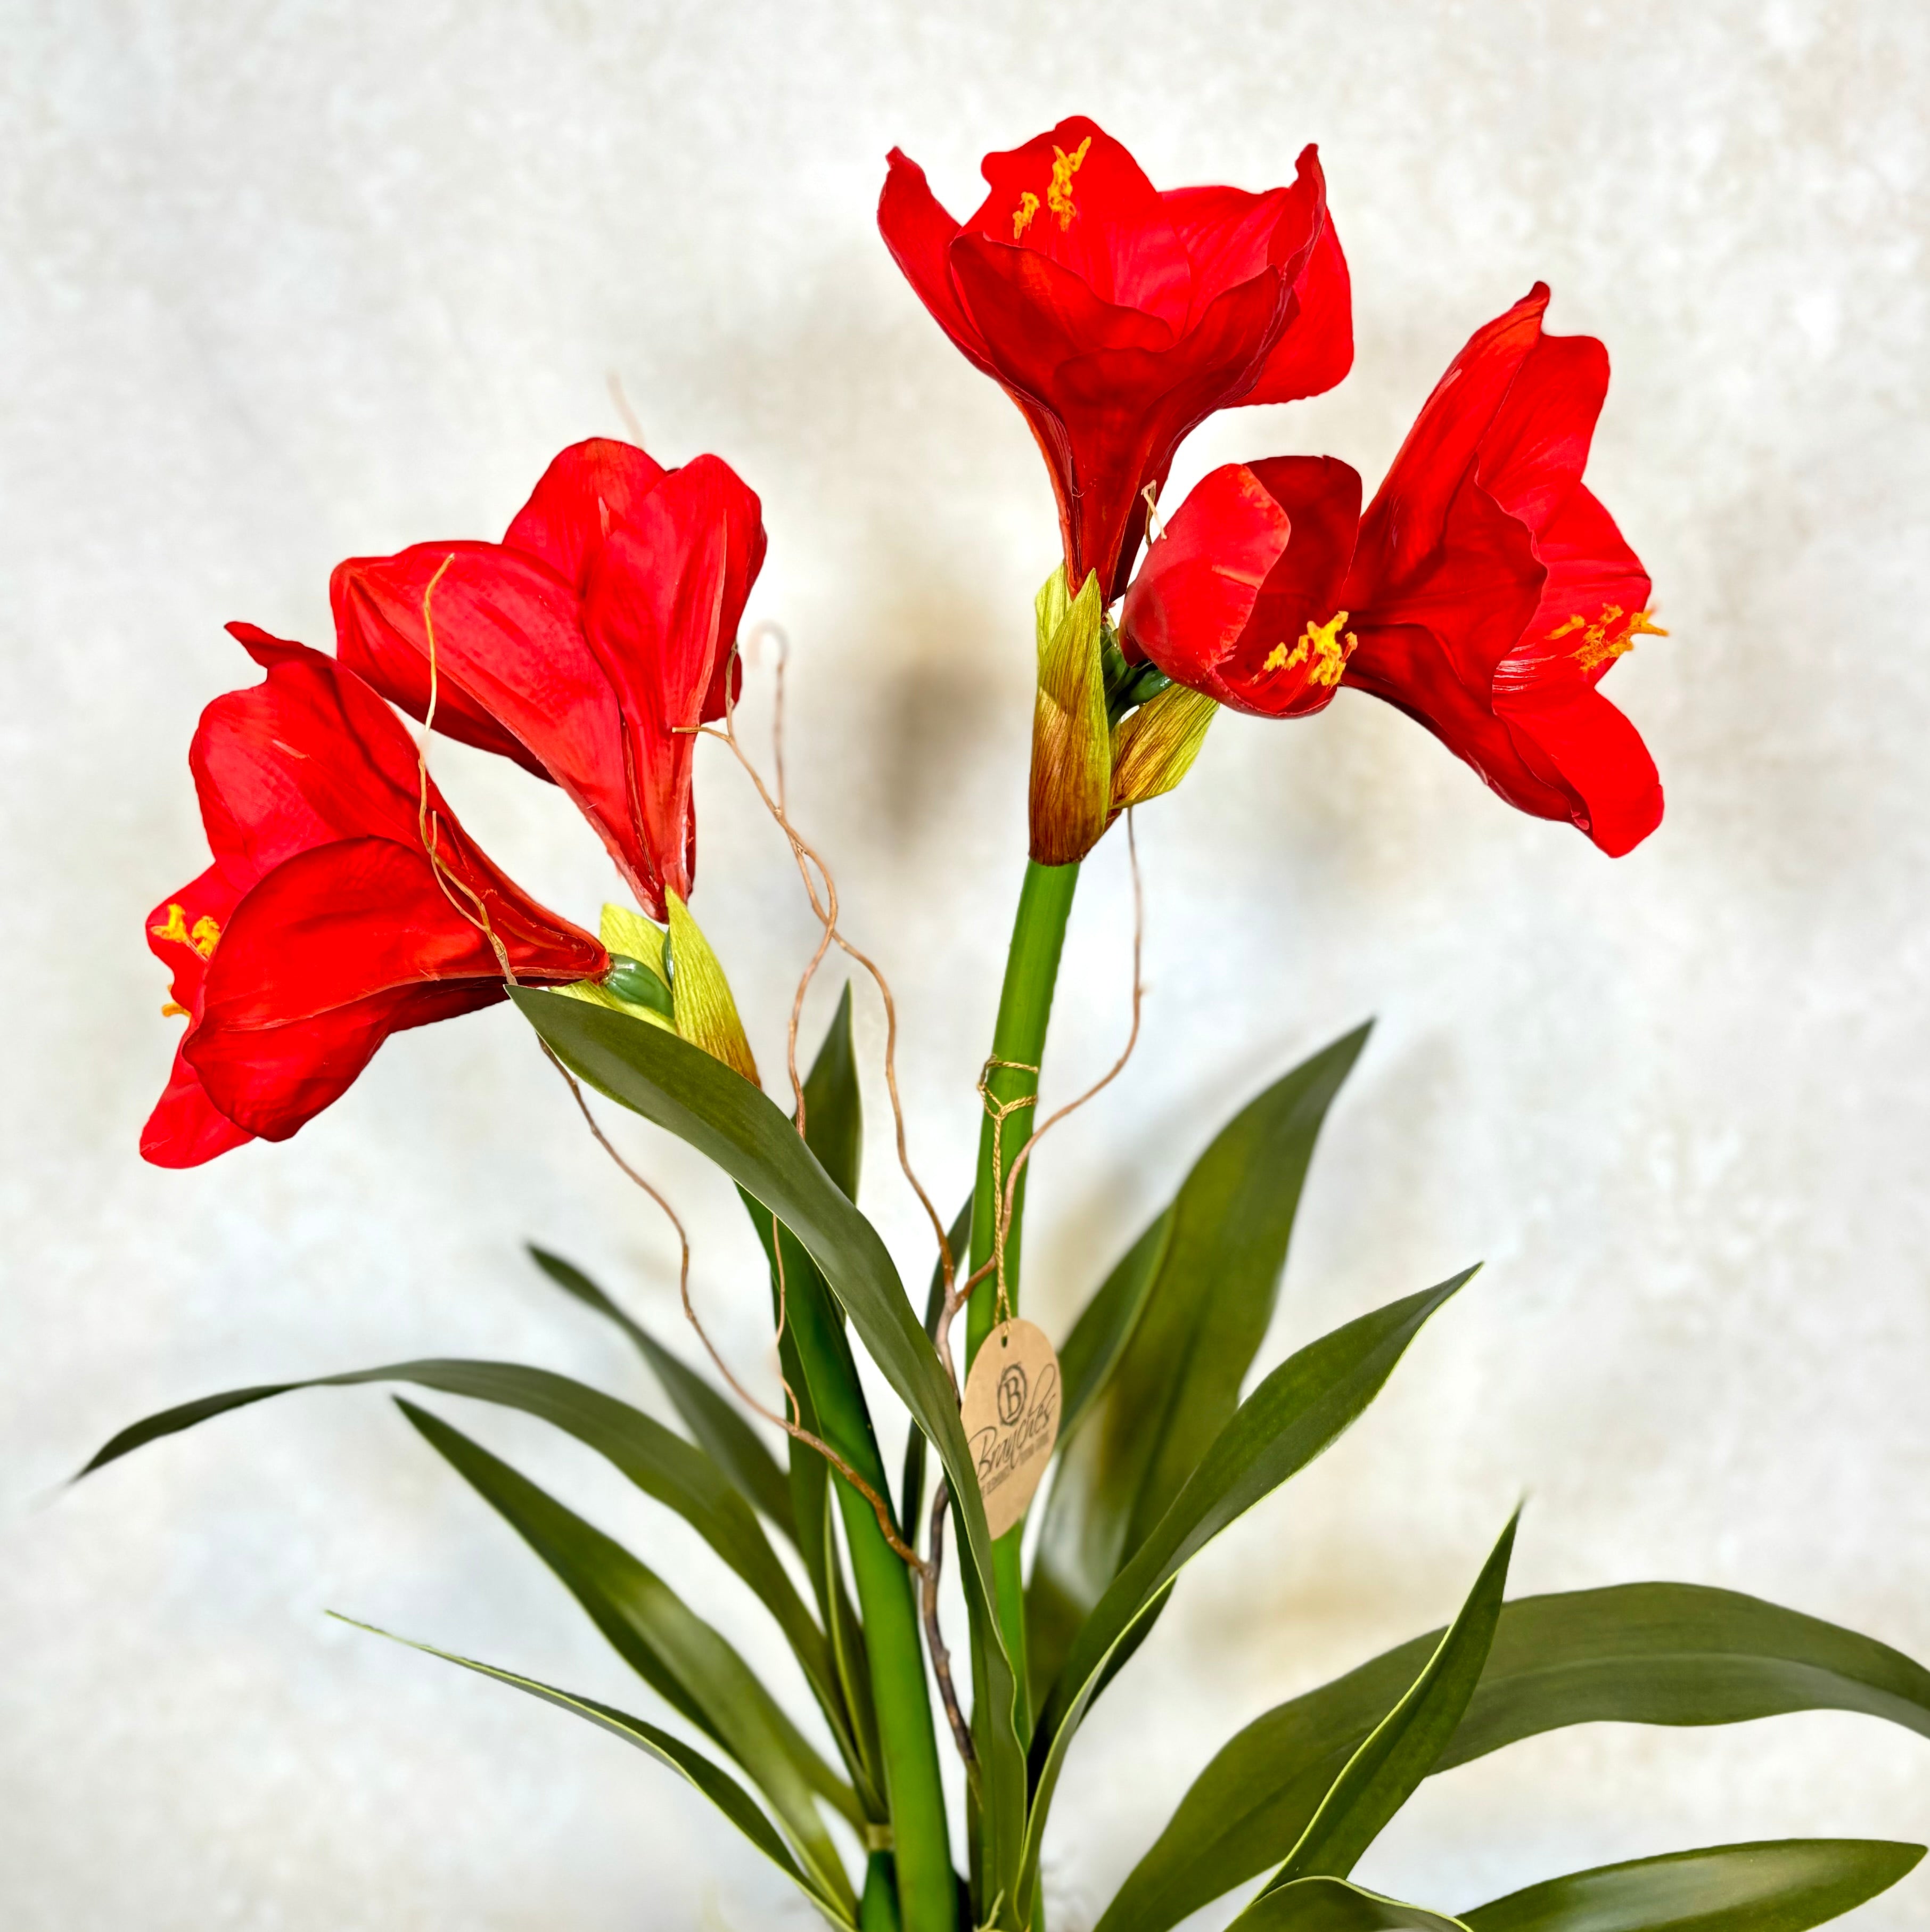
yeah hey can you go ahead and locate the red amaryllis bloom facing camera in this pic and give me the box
[1122,285,1664,855]
[880,116,1351,600]
[142,627,606,1168]
[332,438,766,921]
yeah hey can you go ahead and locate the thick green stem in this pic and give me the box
[966,857,1080,1742]
[778,1231,954,1932]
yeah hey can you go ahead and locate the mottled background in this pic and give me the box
[4,2,1928,1926]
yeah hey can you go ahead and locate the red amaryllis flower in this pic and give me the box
[880,115,1351,601]
[142,626,606,1168]
[1120,455,1363,716]
[1121,285,1664,855]
[332,438,766,921]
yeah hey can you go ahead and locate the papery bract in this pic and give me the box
[880,116,1351,600]
[141,627,606,1167]
[332,439,766,919]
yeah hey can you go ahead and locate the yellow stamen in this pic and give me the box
[150,903,222,958]
[1046,136,1091,230]
[1301,609,1358,685]
[1013,191,1040,239]
[161,1001,190,1019]
[1561,603,1670,672]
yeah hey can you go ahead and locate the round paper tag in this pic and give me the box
[959,1317,1062,1538]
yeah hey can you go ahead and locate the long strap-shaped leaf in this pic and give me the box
[902,1194,974,1535]
[1029,1029,1368,1707]
[328,1614,857,1930]
[76,1354,849,1766]
[1463,1840,1925,1932]
[1097,1586,1930,1932]
[1231,1878,1469,1932]
[1269,1513,1517,1887]
[1021,1276,1470,1922]
[513,987,1031,1896]
[399,1399,856,1911]
[527,1243,798,1541]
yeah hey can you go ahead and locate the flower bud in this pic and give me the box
[1029,567,1111,866]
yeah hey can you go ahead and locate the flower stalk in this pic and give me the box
[966,856,1080,1739]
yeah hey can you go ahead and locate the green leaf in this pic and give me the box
[1054,1207,1171,1451]
[1464,1840,1925,1932]
[328,1613,856,1929]
[1097,1585,1930,1932]
[1231,1878,1468,1932]
[1022,1277,1469,1922]
[1025,1207,1169,1706]
[526,1245,798,1544]
[743,982,885,1807]
[1271,1513,1518,1886]
[398,1398,856,1910]
[901,1194,973,1536]
[802,981,864,1204]
[513,987,1030,1898]
[76,1354,843,1748]
[1028,1029,1369,1703]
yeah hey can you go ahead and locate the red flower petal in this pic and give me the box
[878,148,996,377]
[1123,462,1293,687]
[145,640,604,1163]
[331,542,650,904]
[1123,456,1362,715]
[1495,677,1663,856]
[1475,331,1608,534]
[579,460,749,912]
[1354,284,1552,590]
[967,116,1190,329]
[505,438,669,592]
[190,835,595,1140]
[139,1053,256,1167]
[1344,617,1579,826]
[1239,209,1353,407]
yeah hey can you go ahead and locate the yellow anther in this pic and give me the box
[1300,609,1358,686]
[1013,191,1040,239]
[150,902,221,958]
[161,1001,190,1019]
[1047,136,1091,230]
[1565,603,1669,672]
[1260,610,1356,685]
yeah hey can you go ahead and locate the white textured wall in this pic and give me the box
[5,2,1928,1926]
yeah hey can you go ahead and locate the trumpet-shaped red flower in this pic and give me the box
[332,439,765,920]
[880,115,1351,600]
[142,627,606,1168]
[1121,285,1664,855]
[1121,455,1363,716]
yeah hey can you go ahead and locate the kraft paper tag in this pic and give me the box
[960,1318,1061,1538]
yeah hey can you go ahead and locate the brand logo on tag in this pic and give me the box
[960,1317,1061,1537]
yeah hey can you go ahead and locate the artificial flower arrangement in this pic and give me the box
[86,117,1930,1932]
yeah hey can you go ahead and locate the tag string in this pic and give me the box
[975,1057,1040,1332]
